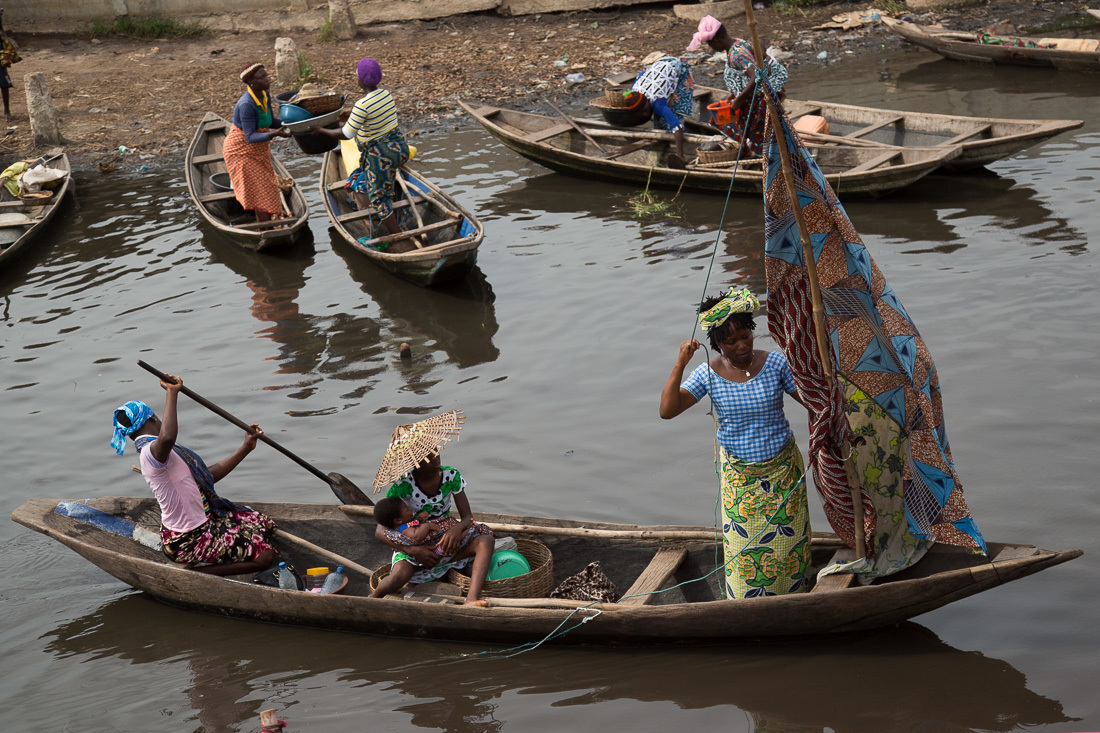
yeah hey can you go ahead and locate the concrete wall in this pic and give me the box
[12,0,504,33]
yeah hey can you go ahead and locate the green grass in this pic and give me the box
[318,12,336,43]
[89,14,207,39]
[619,167,684,221]
[773,0,818,17]
[296,54,316,84]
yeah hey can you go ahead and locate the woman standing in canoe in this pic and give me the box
[688,16,789,155]
[311,58,411,244]
[224,62,292,223]
[659,288,812,598]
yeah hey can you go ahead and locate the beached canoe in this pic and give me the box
[689,85,1083,171]
[319,142,483,287]
[881,17,1100,72]
[184,112,310,252]
[460,101,961,198]
[0,151,74,269]
[11,497,1081,646]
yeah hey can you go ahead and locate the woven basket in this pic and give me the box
[296,93,343,116]
[589,96,650,128]
[599,87,633,108]
[698,147,741,165]
[19,191,53,207]
[447,539,554,598]
[370,563,392,592]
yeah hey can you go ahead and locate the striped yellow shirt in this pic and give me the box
[343,89,399,145]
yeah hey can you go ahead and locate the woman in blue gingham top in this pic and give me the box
[660,288,813,598]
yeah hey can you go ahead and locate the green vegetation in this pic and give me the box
[1023,14,1100,34]
[620,167,684,221]
[879,0,907,16]
[773,0,817,17]
[296,54,317,85]
[318,12,336,43]
[88,14,206,39]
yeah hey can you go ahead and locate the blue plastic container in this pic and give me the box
[279,103,313,124]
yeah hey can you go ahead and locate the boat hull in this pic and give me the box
[11,497,1082,646]
[0,153,75,270]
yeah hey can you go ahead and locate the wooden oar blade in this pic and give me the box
[328,472,373,506]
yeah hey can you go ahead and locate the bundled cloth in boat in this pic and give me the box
[758,78,986,581]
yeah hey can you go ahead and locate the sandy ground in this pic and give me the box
[0,0,1087,170]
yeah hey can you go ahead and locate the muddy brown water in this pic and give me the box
[2,51,1098,731]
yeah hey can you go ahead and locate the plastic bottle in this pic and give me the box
[277,561,296,590]
[564,72,586,84]
[319,566,345,594]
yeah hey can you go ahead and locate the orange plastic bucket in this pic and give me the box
[707,100,739,127]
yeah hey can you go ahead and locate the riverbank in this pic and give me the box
[1,0,1089,171]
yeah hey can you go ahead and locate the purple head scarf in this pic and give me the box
[357,58,382,87]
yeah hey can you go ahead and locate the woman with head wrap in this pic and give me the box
[688,16,789,155]
[111,374,278,576]
[622,55,695,169]
[659,288,812,599]
[311,58,412,246]
[223,62,292,223]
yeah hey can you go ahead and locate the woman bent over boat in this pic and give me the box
[660,288,812,598]
[111,375,277,576]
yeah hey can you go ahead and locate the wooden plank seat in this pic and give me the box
[943,124,992,145]
[603,139,655,161]
[811,548,858,592]
[618,545,689,606]
[190,153,225,165]
[848,115,905,139]
[198,191,238,204]
[234,218,297,231]
[847,149,902,174]
[335,198,414,223]
[523,122,574,143]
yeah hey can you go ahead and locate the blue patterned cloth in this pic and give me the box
[681,351,798,463]
[110,400,153,455]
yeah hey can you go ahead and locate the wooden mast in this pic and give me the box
[741,0,867,559]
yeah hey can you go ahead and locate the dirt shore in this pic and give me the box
[0,0,1086,171]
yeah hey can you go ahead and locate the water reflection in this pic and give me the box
[843,171,1085,255]
[330,233,500,373]
[894,58,1099,98]
[46,594,1073,733]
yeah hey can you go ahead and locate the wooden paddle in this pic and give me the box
[136,360,373,506]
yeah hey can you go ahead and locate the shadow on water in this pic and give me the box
[894,58,1100,98]
[329,230,500,373]
[845,170,1087,253]
[44,594,1074,733]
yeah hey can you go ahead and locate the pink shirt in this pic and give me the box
[139,440,208,533]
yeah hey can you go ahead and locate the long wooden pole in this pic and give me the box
[136,360,373,506]
[741,1,866,559]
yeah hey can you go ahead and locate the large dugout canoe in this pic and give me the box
[0,151,74,269]
[319,142,483,287]
[881,17,1100,72]
[11,497,1081,645]
[689,85,1083,171]
[185,112,310,252]
[460,101,960,198]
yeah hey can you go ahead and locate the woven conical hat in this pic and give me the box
[373,409,465,490]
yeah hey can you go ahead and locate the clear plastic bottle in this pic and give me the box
[277,561,296,590]
[320,566,345,594]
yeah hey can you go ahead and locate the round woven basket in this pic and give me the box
[370,563,392,592]
[698,147,741,165]
[20,191,53,207]
[447,539,554,598]
[589,96,650,128]
[296,93,343,116]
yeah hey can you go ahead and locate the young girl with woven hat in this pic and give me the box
[369,410,494,606]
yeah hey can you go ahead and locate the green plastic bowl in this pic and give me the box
[486,549,531,581]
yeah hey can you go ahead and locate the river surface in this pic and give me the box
[2,50,1098,732]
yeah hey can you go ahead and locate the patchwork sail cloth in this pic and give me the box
[758,78,986,581]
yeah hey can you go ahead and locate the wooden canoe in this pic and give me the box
[460,101,961,198]
[184,112,310,252]
[882,17,1100,72]
[0,151,74,269]
[688,84,1083,172]
[319,142,483,287]
[11,497,1081,646]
